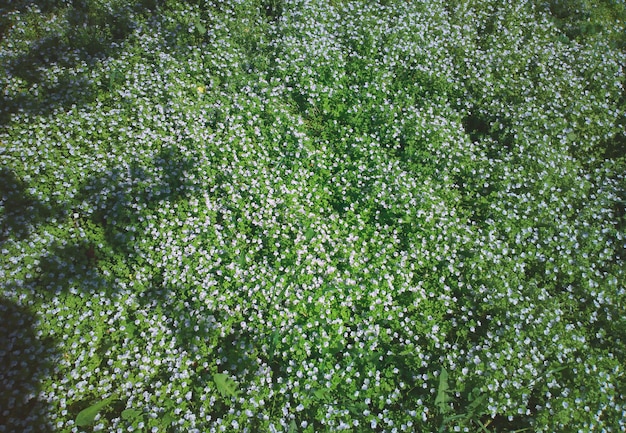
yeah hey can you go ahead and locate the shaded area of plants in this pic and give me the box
[0,167,65,242]
[0,0,161,123]
[2,142,207,428]
[0,297,58,432]
[541,0,626,47]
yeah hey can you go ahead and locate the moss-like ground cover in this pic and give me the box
[1,0,625,431]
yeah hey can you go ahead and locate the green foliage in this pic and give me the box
[1,0,624,432]
[433,368,493,432]
[121,408,142,421]
[435,368,452,416]
[75,396,116,427]
[213,373,240,399]
[543,0,626,37]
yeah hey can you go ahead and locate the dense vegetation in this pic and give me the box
[1,0,625,431]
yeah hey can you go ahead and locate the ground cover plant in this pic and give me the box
[1,0,625,431]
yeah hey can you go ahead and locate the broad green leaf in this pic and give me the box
[75,396,115,427]
[268,330,280,361]
[214,373,239,398]
[313,388,329,401]
[162,413,175,427]
[124,320,137,338]
[121,409,142,420]
[305,227,316,241]
[347,401,368,414]
[109,67,121,90]
[288,420,298,433]
[194,18,207,35]
[435,368,452,414]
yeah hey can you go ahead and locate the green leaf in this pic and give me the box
[162,413,175,427]
[268,330,280,362]
[214,373,239,398]
[121,409,142,421]
[466,391,488,416]
[347,401,368,414]
[313,388,329,401]
[443,413,466,424]
[435,368,452,414]
[194,18,207,35]
[109,67,121,90]
[305,227,316,241]
[124,320,137,338]
[288,419,298,433]
[75,396,115,427]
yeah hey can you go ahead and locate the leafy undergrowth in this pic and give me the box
[1,0,625,432]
